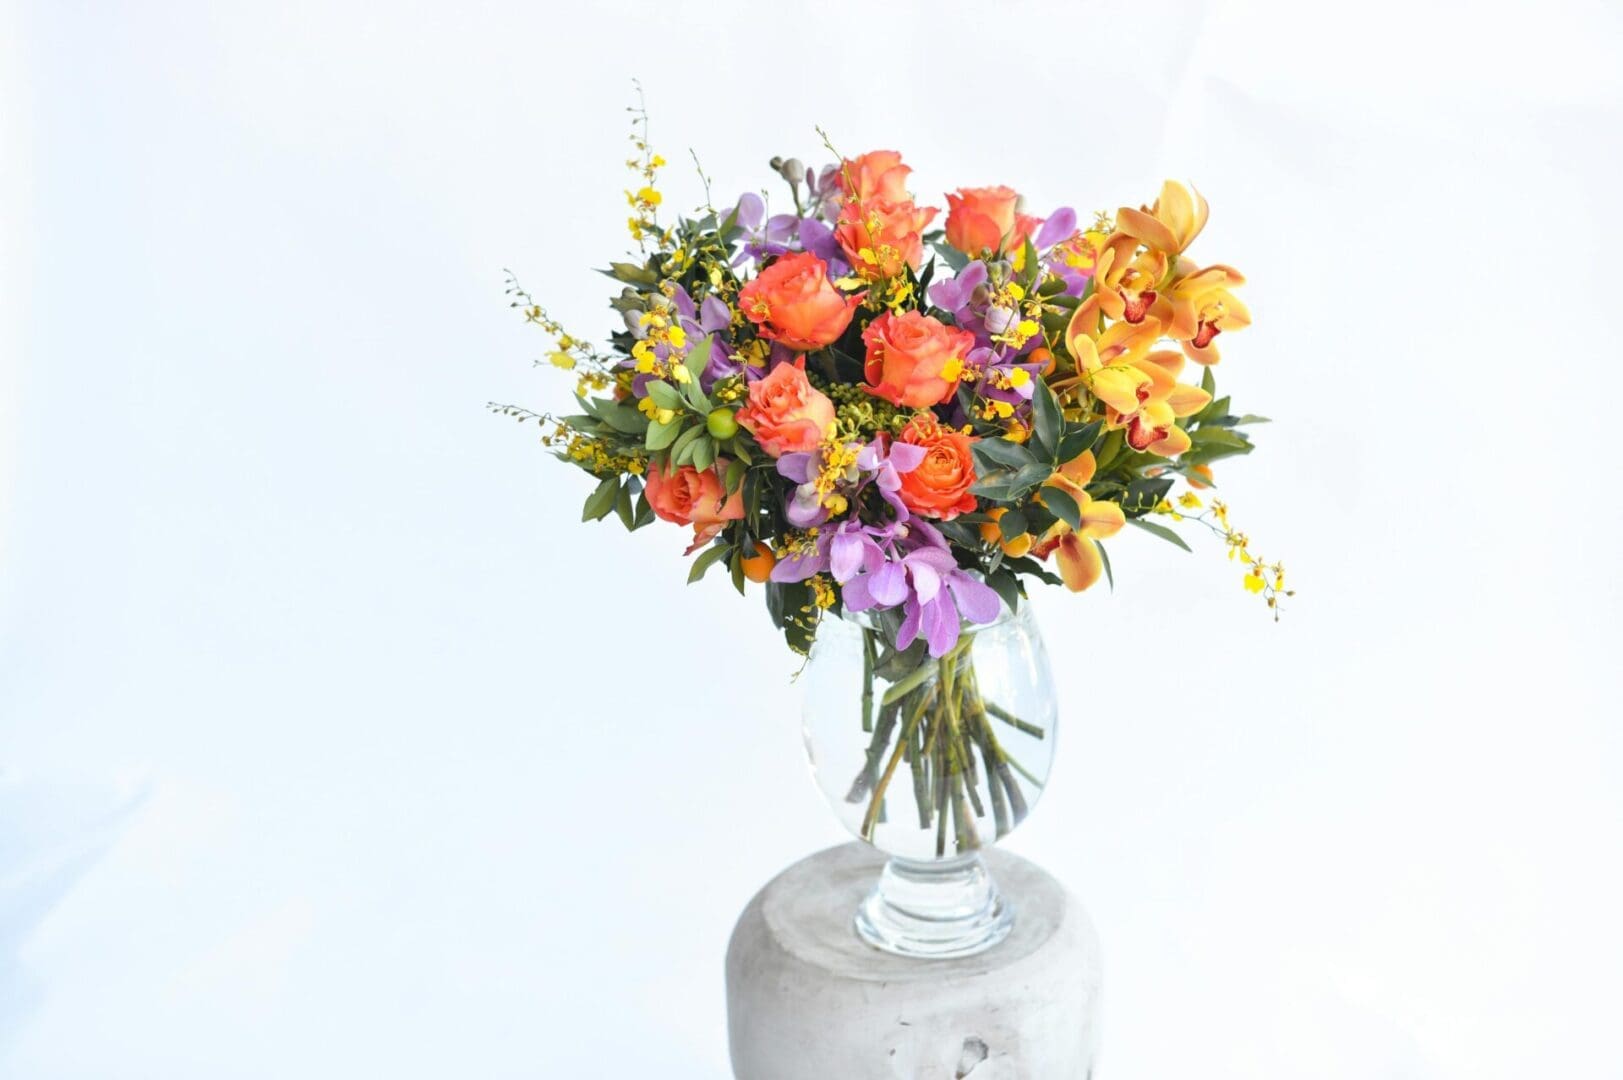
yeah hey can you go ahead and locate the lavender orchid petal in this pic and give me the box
[829,531,865,582]
[786,484,828,527]
[909,559,942,605]
[699,295,732,334]
[842,574,876,612]
[886,442,928,473]
[869,561,909,606]
[668,284,697,321]
[776,452,815,484]
[735,192,765,231]
[896,597,923,650]
[924,591,961,657]
[1035,207,1078,250]
[946,572,1003,624]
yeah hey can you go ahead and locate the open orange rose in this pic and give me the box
[838,150,914,205]
[645,460,745,553]
[835,198,937,280]
[894,413,978,521]
[735,358,836,457]
[944,185,1042,256]
[861,310,974,409]
[738,252,862,351]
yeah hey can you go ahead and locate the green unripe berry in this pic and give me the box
[706,407,739,440]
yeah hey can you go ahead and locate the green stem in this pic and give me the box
[860,630,877,734]
[860,687,935,840]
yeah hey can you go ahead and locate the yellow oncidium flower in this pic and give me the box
[1028,449,1126,592]
[1115,180,1209,257]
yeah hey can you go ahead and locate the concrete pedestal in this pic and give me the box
[725,843,1101,1079]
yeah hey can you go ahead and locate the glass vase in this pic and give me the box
[800,601,1058,958]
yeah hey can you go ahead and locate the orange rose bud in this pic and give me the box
[838,150,914,205]
[834,198,937,280]
[861,310,975,410]
[944,185,1042,256]
[737,252,862,352]
[740,541,776,583]
[1188,464,1214,489]
[1029,346,1056,377]
[735,358,837,458]
[894,413,978,521]
[644,460,745,553]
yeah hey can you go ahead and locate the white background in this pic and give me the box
[4,1,1621,1076]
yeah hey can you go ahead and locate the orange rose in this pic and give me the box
[735,358,836,457]
[645,460,744,553]
[738,252,862,351]
[895,414,978,521]
[838,150,913,205]
[861,310,975,409]
[944,185,1042,256]
[834,198,938,280]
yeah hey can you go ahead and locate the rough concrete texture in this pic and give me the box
[726,843,1101,1079]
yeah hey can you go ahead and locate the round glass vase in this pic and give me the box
[800,601,1058,958]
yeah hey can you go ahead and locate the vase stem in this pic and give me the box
[855,852,1014,958]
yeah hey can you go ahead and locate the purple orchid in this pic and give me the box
[841,522,1003,658]
[773,511,1003,658]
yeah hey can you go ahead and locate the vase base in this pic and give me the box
[853,852,1015,959]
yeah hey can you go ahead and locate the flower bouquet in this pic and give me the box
[497,101,1287,955]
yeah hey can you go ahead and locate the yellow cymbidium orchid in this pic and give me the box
[1115,180,1209,256]
[1061,311,1165,415]
[1030,451,1126,592]
[1106,349,1210,456]
[1157,261,1252,365]
[1074,232,1166,328]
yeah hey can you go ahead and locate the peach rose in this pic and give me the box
[838,150,914,205]
[645,460,744,553]
[735,358,837,457]
[861,310,975,409]
[738,252,862,351]
[944,185,1043,256]
[894,413,978,521]
[834,198,938,280]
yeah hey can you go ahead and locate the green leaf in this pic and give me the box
[682,376,710,413]
[603,261,658,286]
[972,437,1039,471]
[986,568,1021,614]
[730,438,753,465]
[646,380,683,411]
[671,422,704,465]
[598,404,650,436]
[645,417,681,451]
[613,481,635,529]
[581,476,618,522]
[1127,517,1193,552]
[1097,542,1114,591]
[692,434,716,472]
[998,509,1029,540]
[1200,365,1216,396]
[1190,427,1253,451]
[1196,394,1231,425]
[1041,488,1082,532]
[683,334,712,384]
[1230,414,1271,426]
[687,542,730,584]
[724,457,747,493]
[729,548,746,596]
[1031,380,1062,460]
[1056,420,1102,463]
[631,489,655,530]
